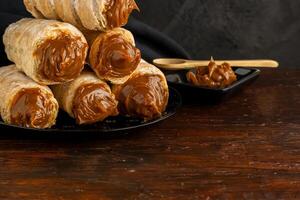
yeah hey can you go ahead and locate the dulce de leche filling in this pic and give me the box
[10,88,55,128]
[35,33,88,83]
[93,34,141,80]
[116,75,169,120]
[105,0,139,29]
[187,60,237,88]
[73,83,119,125]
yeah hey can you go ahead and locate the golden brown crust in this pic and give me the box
[34,0,59,19]
[53,0,85,29]
[23,0,45,18]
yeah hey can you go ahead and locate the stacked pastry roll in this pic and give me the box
[3,18,88,85]
[51,71,118,125]
[87,28,141,84]
[23,0,141,84]
[23,0,139,31]
[0,0,170,129]
[113,60,169,120]
[0,66,59,129]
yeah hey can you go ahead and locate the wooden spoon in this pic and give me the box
[153,58,279,70]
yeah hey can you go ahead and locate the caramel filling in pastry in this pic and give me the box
[116,75,169,120]
[10,88,55,128]
[105,0,139,29]
[35,33,88,82]
[187,60,237,88]
[73,83,118,124]
[92,34,141,79]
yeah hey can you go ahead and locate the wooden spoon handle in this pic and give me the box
[156,59,279,70]
[207,60,279,67]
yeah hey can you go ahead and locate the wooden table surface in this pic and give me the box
[0,69,299,199]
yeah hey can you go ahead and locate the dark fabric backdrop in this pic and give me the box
[133,0,300,68]
[0,0,299,67]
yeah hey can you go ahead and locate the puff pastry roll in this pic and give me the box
[0,65,59,129]
[112,60,169,120]
[3,18,88,85]
[24,0,139,31]
[51,71,119,125]
[87,28,141,84]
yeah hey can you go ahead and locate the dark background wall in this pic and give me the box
[133,0,300,67]
[0,0,299,67]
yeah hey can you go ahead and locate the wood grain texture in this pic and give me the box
[0,69,300,199]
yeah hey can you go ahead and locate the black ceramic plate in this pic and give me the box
[165,68,260,99]
[0,87,181,133]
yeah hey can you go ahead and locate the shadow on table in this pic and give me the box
[0,125,153,141]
